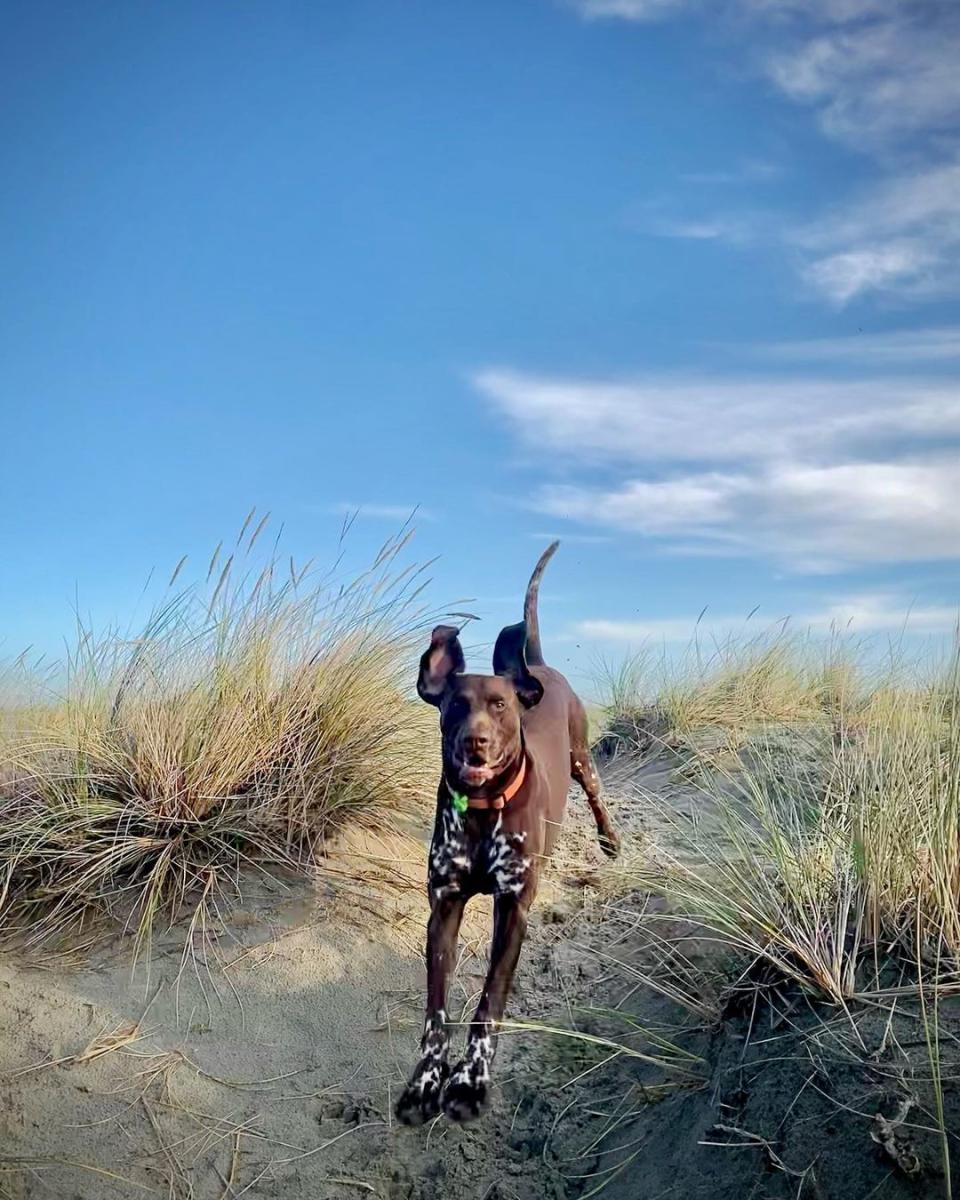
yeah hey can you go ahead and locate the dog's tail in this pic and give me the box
[523,541,559,667]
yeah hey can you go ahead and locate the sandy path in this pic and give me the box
[0,765,642,1200]
[6,743,947,1200]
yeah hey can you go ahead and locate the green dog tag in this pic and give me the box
[450,791,468,815]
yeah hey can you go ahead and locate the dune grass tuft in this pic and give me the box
[593,634,960,1194]
[603,633,960,1002]
[600,630,880,749]
[0,517,436,950]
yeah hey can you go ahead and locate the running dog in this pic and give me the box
[396,542,619,1124]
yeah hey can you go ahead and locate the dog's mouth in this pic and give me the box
[451,754,503,788]
[458,763,496,786]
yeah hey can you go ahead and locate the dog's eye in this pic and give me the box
[492,698,506,711]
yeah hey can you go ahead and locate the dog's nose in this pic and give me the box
[462,734,489,756]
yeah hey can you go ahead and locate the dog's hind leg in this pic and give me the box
[442,892,529,1123]
[396,894,466,1125]
[569,699,620,858]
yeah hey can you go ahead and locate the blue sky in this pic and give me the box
[1,0,958,690]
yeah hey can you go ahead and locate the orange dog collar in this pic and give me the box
[448,757,527,813]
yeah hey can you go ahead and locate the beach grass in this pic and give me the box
[0,515,436,951]
[595,632,959,1194]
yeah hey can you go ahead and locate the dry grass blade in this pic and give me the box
[10,1021,146,1077]
[75,1021,147,1065]
[500,1018,705,1078]
[0,1155,157,1192]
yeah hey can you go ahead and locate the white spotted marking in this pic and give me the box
[485,816,530,897]
[410,1009,448,1096]
[429,797,530,898]
[429,804,470,897]
[447,1021,495,1091]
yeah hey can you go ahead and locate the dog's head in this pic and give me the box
[417,622,543,794]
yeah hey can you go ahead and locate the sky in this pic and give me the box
[1,0,959,691]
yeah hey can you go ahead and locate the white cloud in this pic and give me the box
[644,159,960,305]
[570,1,960,150]
[537,459,960,570]
[763,11,960,148]
[570,0,960,305]
[474,368,960,465]
[574,593,959,644]
[801,592,959,635]
[815,162,960,247]
[794,162,960,302]
[534,7,960,571]
[801,242,937,305]
[473,366,960,570]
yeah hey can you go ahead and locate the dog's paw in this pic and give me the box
[598,825,621,859]
[441,1068,489,1123]
[395,1060,447,1126]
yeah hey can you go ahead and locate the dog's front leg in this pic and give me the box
[442,892,529,1122]
[396,894,466,1124]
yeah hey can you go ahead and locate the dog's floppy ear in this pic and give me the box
[493,622,544,709]
[417,625,466,705]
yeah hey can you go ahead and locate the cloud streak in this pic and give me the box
[537,460,960,570]
[761,6,960,149]
[475,368,960,464]
[656,161,960,304]
[574,592,959,644]
[572,0,687,19]
[794,162,960,303]
[328,502,434,522]
[747,326,960,364]
[474,364,960,570]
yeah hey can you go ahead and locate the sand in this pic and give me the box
[1,747,957,1200]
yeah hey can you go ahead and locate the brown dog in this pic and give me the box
[396,542,619,1125]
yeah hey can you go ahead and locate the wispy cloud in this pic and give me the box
[680,159,783,186]
[571,0,960,305]
[573,0,959,151]
[574,0,901,21]
[574,614,744,643]
[761,7,960,149]
[629,195,776,247]
[801,241,938,305]
[475,368,960,464]
[639,155,960,306]
[648,168,960,303]
[794,162,960,303]
[641,213,759,244]
[537,460,960,570]
[328,502,434,522]
[530,531,614,544]
[747,326,960,364]
[574,592,959,644]
[801,592,959,636]
[571,0,688,19]
[473,365,960,570]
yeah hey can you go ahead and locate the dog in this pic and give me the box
[396,542,619,1125]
